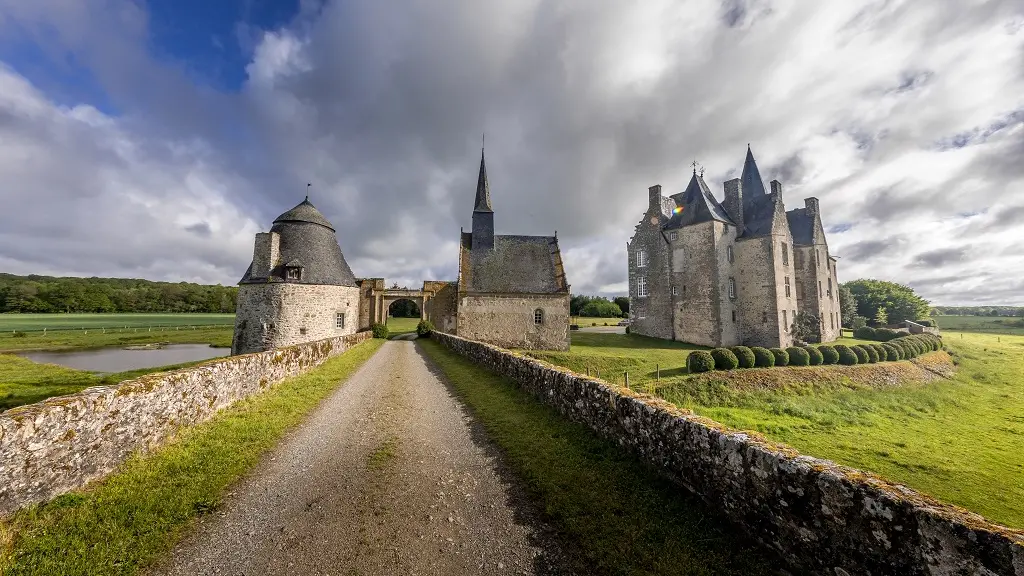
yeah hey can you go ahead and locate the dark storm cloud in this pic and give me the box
[185,222,213,237]
[911,247,970,268]
[840,236,907,262]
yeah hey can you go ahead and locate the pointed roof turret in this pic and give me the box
[664,171,734,229]
[474,147,493,213]
[740,144,767,201]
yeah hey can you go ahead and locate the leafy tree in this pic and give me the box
[838,284,857,327]
[569,295,593,317]
[843,279,930,325]
[875,306,889,326]
[613,296,630,316]
[790,311,821,343]
[580,298,622,318]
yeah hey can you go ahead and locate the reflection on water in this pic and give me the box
[18,344,229,374]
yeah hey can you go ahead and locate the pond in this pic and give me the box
[18,344,229,374]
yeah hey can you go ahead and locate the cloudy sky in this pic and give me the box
[0,0,1021,305]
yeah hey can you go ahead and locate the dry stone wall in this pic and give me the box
[0,331,371,516]
[432,331,1024,575]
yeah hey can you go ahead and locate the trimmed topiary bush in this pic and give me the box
[851,345,870,364]
[786,346,810,366]
[881,343,901,361]
[687,350,715,373]
[711,348,739,370]
[818,345,839,365]
[770,347,789,366]
[835,344,858,365]
[730,346,756,369]
[416,319,435,337]
[874,328,901,342]
[870,343,887,361]
[896,339,918,358]
[862,344,879,363]
[371,323,389,339]
[853,326,877,340]
[807,346,824,365]
[751,347,775,368]
[624,325,631,335]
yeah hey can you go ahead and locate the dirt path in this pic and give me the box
[151,340,570,576]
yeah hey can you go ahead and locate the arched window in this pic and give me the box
[534,308,544,325]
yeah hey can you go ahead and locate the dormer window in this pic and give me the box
[286,267,301,280]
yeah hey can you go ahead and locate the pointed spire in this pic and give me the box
[474,143,493,213]
[740,145,767,200]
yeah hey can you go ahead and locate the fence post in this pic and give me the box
[586,366,590,376]
[624,371,629,389]
[656,364,660,382]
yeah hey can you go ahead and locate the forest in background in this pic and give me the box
[0,274,238,314]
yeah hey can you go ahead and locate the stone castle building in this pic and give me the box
[232,149,570,354]
[627,146,841,348]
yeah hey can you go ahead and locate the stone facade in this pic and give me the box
[456,294,570,351]
[628,147,842,348]
[233,283,360,354]
[0,332,371,515]
[432,331,1024,575]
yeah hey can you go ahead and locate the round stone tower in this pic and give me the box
[231,198,361,355]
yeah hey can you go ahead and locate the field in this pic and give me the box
[935,314,1024,336]
[527,331,1024,529]
[0,313,235,332]
[0,326,233,353]
[572,316,626,327]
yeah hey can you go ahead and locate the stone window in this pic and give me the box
[669,231,678,241]
[728,278,736,299]
[534,308,544,325]
[671,286,678,296]
[782,310,788,328]
[637,276,649,297]
[816,249,821,266]
[299,327,307,335]
[827,278,833,296]
[785,276,791,298]
[795,250,803,269]
[727,245,734,263]
[782,243,789,266]
[636,249,647,268]
[286,267,301,280]
[830,314,835,330]
[731,310,736,322]
[819,281,823,297]
[797,280,805,301]
[336,312,345,329]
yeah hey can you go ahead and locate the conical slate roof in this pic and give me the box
[664,171,734,229]
[740,145,767,202]
[273,197,336,231]
[473,149,493,213]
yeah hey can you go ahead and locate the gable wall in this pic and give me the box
[627,205,673,339]
[456,293,569,351]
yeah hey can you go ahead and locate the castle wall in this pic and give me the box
[233,283,361,355]
[425,281,458,332]
[732,236,780,347]
[670,222,724,347]
[794,246,840,342]
[627,191,673,340]
[456,293,569,351]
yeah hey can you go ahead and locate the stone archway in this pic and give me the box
[355,279,457,332]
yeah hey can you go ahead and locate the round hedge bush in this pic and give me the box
[807,346,824,365]
[870,343,887,361]
[730,346,756,369]
[835,344,858,365]
[770,347,789,366]
[687,350,715,373]
[851,345,870,364]
[751,346,775,368]
[881,343,901,361]
[862,344,879,363]
[818,345,839,365]
[853,326,877,340]
[371,323,389,339]
[786,346,810,366]
[897,340,918,358]
[874,328,901,342]
[416,319,435,337]
[711,348,739,370]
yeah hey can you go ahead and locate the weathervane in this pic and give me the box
[691,159,699,173]
[305,182,311,202]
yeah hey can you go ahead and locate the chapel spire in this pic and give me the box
[470,140,495,250]
[474,142,493,213]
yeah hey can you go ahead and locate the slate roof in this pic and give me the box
[459,233,568,294]
[740,145,768,202]
[740,194,779,238]
[663,171,734,230]
[239,198,357,287]
[786,208,815,245]
[473,149,493,213]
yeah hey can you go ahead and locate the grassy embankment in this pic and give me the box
[384,316,420,337]
[0,339,384,576]
[526,331,1024,529]
[935,314,1024,336]
[0,314,234,353]
[418,339,771,575]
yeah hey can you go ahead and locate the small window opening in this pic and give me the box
[672,286,678,296]
[534,308,544,325]
[286,267,301,280]
[336,312,345,329]
[728,278,736,299]
[299,327,307,335]
[731,310,736,322]
[636,250,647,268]
[727,245,734,263]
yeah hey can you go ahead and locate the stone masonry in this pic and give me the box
[234,283,359,354]
[0,331,371,515]
[432,331,1024,575]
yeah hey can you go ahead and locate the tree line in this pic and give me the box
[0,273,238,314]
[930,306,1024,317]
[569,295,629,318]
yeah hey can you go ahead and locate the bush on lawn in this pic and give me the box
[769,347,789,367]
[881,343,901,361]
[851,345,870,364]
[818,345,839,365]
[751,347,775,368]
[711,348,739,370]
[862,344,880,363]
[807,346,824,365]
[687,350,716,373]
[874,328,902,342]
[870,343,887,361]
[416,320,435,337]
[835,344,858,365]
[786,346,810,366]
[371,323,389,339]
[853,326,876,340]
[730,346,756,369]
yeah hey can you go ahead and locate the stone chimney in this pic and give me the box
[648,184,663,212]
[723,178,744,234]
[804,197,820,218]
[770,180,783,197]
[252,231,280,278]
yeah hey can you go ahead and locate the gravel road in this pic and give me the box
[150,339,571,576]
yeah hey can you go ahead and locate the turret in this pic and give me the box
[471,148,494,250]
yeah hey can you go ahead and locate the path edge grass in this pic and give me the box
[0,338,384,576]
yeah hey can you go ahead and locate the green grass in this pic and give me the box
[0,313,235,332]
[525,331,1024,529]
[385,316,420,337]
[935,315,1024,336]
[0,325,233,353]
[418,339,771,575]
[0,338,384,576]
[571,316,626,327]
[0,355,214,412]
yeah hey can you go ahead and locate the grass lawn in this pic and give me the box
[571,316,626,327]
[385,316,420,337]
[0,326,233,353]
[0,313,235,332]
[526,331,1024,529]
[0,339,384,576]
[418,339,771,575]
[934,315,1024,336]
[0,355,217,412]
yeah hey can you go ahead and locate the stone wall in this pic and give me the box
[456,294,569,351]
[0,331,372,516]
[425,281,458,333]
[671,221,725,347]
[627,186,673,340]
[233,283,361,354]
[431,332,1024,575]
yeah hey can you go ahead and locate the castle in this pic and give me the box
[232,149,570,354]
[627,146,842,348]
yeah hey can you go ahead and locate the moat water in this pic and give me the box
[19,344,229,374]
